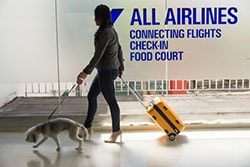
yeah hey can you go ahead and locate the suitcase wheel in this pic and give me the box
[168,133,176,141]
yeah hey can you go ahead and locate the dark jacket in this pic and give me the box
[83,27,124,74]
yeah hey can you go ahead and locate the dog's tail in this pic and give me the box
[76,123,88,140]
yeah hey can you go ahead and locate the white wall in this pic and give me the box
[0,0,57,82]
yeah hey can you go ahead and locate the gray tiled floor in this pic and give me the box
[1,129,250,167]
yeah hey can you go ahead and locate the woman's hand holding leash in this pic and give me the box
[77,72,87,85]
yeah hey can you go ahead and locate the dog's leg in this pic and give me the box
[76,123,88,140]
[81,126,88,140]
[33,136,48,148]
[78,128,88,140]
[69,127,83,151]
[51,135,61,152]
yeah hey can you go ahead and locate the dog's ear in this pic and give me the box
[36,127,41,133]
[36,123,44,132]
[33,134,37,143]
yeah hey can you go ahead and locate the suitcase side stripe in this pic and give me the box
[152,101,180,134]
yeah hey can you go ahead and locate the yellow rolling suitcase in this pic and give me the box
[146,97,185,141]
[121,78,185,141]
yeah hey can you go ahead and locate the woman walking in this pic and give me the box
[77,4,124,143]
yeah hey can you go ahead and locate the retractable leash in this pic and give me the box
[119,77,147,109]
[48,76,84,120]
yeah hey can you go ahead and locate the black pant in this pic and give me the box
[84,69,120,132]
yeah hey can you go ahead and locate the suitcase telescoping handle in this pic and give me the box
[120,77,147,109]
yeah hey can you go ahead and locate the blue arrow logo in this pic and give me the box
[111,8,124,24]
